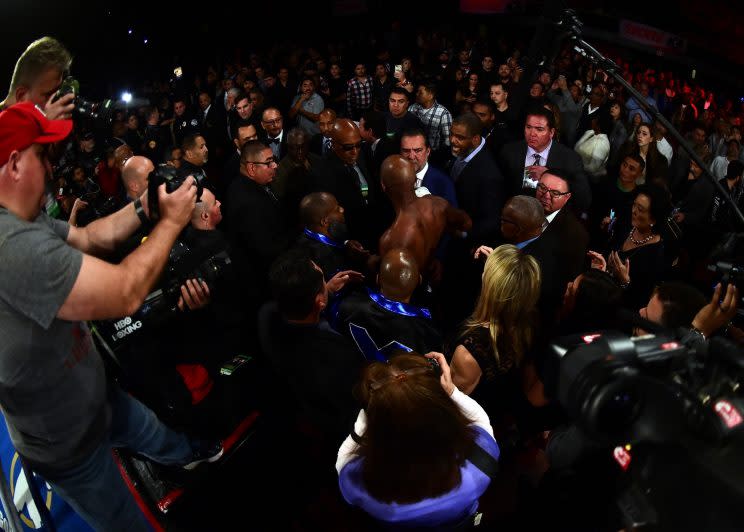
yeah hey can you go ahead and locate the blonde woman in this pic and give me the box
[448,245,544,426]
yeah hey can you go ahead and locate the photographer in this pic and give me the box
[0,103,222,531]
[1,36,75,119]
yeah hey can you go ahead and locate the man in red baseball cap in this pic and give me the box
[0,101,73,220]
[0,101,222,530]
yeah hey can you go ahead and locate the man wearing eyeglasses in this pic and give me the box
[498,106,590,214]
[225,140,293,320]
[259,107,287,160]
[536,169,589,286]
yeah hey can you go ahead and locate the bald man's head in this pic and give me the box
[318,108,337,138]
[380,155,417,194]
[501,195,545,243]
[378,248,420,303]
[121,156,154,199]
[331,118,363,165]
[300,192,335,228]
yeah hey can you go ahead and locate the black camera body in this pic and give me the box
[92,239,231,350]
[55,76,113,126]
[146,164,205,223]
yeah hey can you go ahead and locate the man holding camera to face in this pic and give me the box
[0,102,223,531]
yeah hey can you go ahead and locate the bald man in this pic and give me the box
[378,154,471,273]
[295,192,361,279]
[121,155,154,201]
[331,248,442,361]
[314,118,381,248]
[310,108,337,156]
[477,195,562,326]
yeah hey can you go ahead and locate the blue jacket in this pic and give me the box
[422,164,458,207]
[339,426,498,527]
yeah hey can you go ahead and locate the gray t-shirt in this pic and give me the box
[0,209,108,472]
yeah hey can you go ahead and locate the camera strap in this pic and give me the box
[467,441,499,479]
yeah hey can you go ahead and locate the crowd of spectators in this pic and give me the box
[9,26,744,529]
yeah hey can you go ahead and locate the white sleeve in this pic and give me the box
[335,409,367,473]
[450,387,494,438]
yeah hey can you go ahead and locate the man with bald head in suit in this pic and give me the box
[314,118,381,248]
[378,154,471,274]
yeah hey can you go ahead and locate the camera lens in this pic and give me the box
[596,388,642,437]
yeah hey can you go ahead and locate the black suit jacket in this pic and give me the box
[498,140,591,214]
[364,137,399,182]
[541,208,589,286]
[200,104,227,153]
[450,147,506,244]
[310,133,332,157]
[314,152,385,249]
[225,176,294,304]
[259,130,289,160]
[522,235,563,328]
[262,305,363,444]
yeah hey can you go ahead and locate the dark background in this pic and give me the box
[3,0,743,101]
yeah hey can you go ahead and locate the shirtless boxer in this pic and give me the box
[378,154,471,272]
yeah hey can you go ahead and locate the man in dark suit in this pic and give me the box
[359,109,398,182]
[259,107,288,161]
[225,140,294,316]
[309,108,336,157]
[449,112,505,244]
[400,129,457,206]
[294,192,370,279]
[440,113,505,328]
[197,90,226,161]
[536,169,589,288]
[498,106,591,215]
[264,248,364,446]
[498,196,562,325]
[314,118,383,250]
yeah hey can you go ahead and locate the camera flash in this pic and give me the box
[121,92,132,104]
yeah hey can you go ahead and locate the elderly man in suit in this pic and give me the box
[536,168,589,289]
[498,106,591,215]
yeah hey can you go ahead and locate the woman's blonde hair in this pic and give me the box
[465,245,541,366]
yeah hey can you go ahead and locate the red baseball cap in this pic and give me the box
[0,102,72,167]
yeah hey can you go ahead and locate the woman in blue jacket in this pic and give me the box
[336,352,499,528]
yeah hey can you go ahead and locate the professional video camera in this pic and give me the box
[93,237,232,351]
[551,329,744,530]
[146,164,207,222]
[54,76,113,126]
[709,233,744,318]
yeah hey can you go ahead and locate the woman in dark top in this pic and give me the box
[589,184,671,310]
[448,245,543,432]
